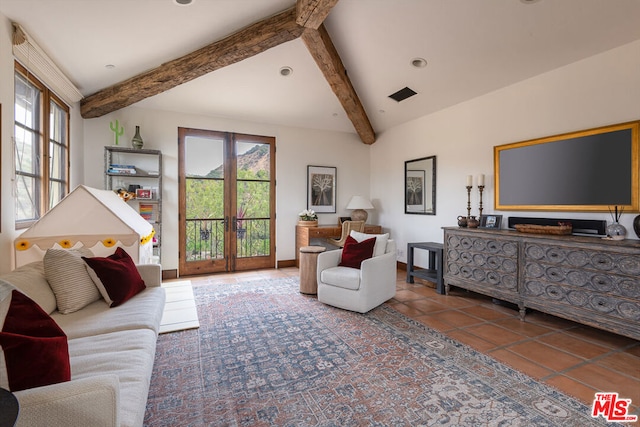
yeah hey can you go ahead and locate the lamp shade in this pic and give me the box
[346,196,374,222]
[346,196,374,210]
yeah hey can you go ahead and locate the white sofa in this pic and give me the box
[0,260,165,427]
[317,237,397,313]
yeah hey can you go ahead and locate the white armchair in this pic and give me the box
[316,238,397,313]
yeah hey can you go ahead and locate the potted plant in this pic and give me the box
[298,209,318,227]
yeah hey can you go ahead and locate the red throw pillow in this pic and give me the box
[82,247,146,307]
[339,235,376,269]
[0,288,70,391]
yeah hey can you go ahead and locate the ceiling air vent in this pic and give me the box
[388,87,417,102]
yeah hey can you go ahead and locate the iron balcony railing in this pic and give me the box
[185,218,270,261]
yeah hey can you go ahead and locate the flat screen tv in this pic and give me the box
[494,121,639,212]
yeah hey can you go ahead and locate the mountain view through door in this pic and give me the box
[178,128,275,276]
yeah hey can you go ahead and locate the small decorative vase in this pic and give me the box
[606,222,627,240]
[467,216,479,228]
[298,220,318,227]
[131,125,144,149]
[633,215,640,239]
[457,215,468,227]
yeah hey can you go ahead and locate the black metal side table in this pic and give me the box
[0,387,19,427]
[406,242,444,294]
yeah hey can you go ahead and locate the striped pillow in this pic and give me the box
[43,248,101,314]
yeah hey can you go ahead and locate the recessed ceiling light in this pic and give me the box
[105,64,116,69]
[279,66,293,77]
[173,0,194,5]
[411,58,427,68]
[520,0,541,4]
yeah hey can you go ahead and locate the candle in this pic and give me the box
[478,174,485,186]
[466,175,472,187]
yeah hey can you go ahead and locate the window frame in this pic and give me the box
[14,61,70,229]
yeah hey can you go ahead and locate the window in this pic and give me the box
[14,62,70,227]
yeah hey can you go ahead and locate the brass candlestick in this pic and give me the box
[478,185,485,219]
[466,186,472,218]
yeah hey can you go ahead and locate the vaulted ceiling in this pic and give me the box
[2,0,640,144]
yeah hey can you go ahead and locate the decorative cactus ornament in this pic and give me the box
[109,119,124,145]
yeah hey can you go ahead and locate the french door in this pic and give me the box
[178,127,275,276]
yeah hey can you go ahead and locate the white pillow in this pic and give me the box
[0,261,57,314]
[44,248,101,314]
[349,231,390,257]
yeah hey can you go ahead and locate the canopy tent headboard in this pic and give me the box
[14,185,154,268]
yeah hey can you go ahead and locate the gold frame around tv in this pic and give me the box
[494,120,639,212]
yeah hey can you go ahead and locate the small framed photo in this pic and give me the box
[339,216,352,225]
[136,188,152,200]
[480,214,502,229]
[307,165,336,213]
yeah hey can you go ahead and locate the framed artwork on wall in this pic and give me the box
[307,165,336,213]
[404,155,436,215]
[406,170,425,212]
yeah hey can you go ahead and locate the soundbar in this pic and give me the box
[507,216,607,236]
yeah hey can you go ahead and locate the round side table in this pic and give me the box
[299,245,326,295]
[0,387,19,427]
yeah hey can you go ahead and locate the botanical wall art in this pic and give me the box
[405,155,436,215]
[406,170,425,212]
[307,165,336,213]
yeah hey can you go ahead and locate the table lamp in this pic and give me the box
[346,196,374,222]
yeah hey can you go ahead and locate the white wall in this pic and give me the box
[372,39,640,265]
[83,108,370,272]
[2,7,639,275]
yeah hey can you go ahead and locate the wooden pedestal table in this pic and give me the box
[299,246,326,295]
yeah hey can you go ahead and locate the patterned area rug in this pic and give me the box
[145,277,612,426]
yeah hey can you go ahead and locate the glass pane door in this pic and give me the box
[233,137,275,270]
[180,130,228,275]
[179,128,275,275]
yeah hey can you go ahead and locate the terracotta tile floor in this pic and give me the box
[188,267,640,419]
[390,272,640,420]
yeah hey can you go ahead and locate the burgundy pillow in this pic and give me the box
[339,235,376,269]
[0,288,70,391]
[82,247,146,307]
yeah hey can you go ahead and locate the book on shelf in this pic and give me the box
[108,164,137,174]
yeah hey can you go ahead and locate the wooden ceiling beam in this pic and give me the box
[80,7,303,119]
[301,24,375,144]
[296,0,339,29]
